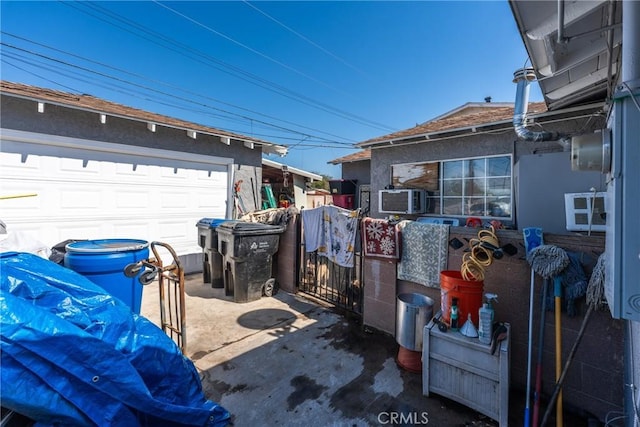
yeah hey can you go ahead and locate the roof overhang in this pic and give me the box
[356,102,604,150]
[262,158,322,181]
[1,85,289,157]
[508,0,621,110]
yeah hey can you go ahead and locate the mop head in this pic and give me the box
[526,244,570,278]
[587,252,607,310]
[561,251,589,317]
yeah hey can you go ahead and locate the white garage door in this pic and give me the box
[0,129,231,269]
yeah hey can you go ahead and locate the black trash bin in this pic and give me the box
[216,221,285,303]
[196,218,227,288]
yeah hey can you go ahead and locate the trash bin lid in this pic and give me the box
[216,221,285,235]
[65,239,149,253]
[197,218,228,229]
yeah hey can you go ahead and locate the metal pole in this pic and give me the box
[557,0,565,44]
[619,3,640,426]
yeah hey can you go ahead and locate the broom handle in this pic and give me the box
[524,269,535,427]
[532,278,549,427]
[555,286,563,427]
[541,305,593,427]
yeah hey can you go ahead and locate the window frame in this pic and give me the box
[390,153,513,220]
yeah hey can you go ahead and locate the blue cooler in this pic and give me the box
[64,239,149,314]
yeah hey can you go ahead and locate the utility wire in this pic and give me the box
[242,0,373,80]
[1,45,354,147]
[60,0,396,133]
[0,42,353,147]
[152,0,350,97]
[2,31,356,144]
[3,56,354,150]
[2,47,364,149]
[2,50,252,128]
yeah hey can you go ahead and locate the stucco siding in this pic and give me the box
[0,95,262,167]
[368,114,605,233]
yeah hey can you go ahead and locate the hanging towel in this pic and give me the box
[397,221,449,287]
[301,206,325,252]
[362,218,399,259]
[302,205,359,268]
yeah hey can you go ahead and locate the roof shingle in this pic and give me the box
[359,102,547,145]
[328,149,371,164]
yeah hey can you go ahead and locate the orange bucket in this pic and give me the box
[440,270,484,327]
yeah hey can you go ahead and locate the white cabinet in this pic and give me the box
[423,315,510,426]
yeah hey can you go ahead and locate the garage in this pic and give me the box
[1,128,232,271]
[1,82,288,272]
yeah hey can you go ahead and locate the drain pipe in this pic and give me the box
[557,0,565,44]
[512,68,564,143]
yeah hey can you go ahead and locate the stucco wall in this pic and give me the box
[368,113,606,234]
[341,160,371,185]
[0,95,261,167]
[515,151,605,234]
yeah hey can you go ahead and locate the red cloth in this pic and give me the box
[362,218,399,259]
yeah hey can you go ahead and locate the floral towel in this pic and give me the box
[302,205,359,268]
[362,218,399,259]
[397,220,449,287]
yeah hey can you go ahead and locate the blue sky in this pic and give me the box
[0,1,542,178]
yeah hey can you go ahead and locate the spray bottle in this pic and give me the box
[478,293,498,345]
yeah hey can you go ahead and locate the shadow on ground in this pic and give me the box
[141,274,591,427]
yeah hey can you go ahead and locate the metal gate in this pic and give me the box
[297,217,363,316]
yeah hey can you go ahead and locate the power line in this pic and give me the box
[1,41,361,147]
[152,0,351,98]
[59,1,397,133]
[2,32,357,144]
[241,0,373,80]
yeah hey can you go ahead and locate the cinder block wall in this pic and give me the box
[363,258,398,334]
[363,227,623,421]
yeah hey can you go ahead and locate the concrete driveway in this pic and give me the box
[140,274,503,427]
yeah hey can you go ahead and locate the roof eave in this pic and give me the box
[262,158,322,181]
[357,101,604,149]
[1,89,289,157]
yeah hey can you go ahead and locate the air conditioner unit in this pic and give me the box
[379,189,427,214]
[564,192,607,232]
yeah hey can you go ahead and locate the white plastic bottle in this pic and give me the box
[478,293,497,345]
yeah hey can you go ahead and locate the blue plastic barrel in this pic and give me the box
[64,239,149,314]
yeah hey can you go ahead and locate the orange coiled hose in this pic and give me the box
[460,226,500,281]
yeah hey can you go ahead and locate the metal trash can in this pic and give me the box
[396,293,434,351]
[197,218,227,288]
[217,221,285,303]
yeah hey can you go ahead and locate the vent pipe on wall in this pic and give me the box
[512,67,564,143]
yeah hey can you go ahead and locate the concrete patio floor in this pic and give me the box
[139,274,582,427]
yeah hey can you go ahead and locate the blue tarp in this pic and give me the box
[0,252,230,426]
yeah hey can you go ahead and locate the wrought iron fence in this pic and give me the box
[297,219,363,316]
